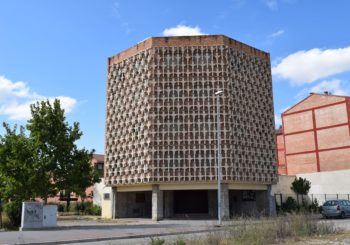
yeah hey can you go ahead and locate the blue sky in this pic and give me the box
[1,0,350,154]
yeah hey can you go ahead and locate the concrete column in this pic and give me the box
[266,185,277,216]
[221,184,230,220]
[164,191,174,218]
[111,187,117,219]
[152,184,163,221]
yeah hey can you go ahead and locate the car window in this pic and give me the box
[324,200,338,206]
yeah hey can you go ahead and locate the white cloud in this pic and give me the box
[272,46,350,85]
[112,2,132,33]
[295,79,349,101]
[162,25,206,36]
[310,79,348,95]
[264,0,278,10]
[121,22,131,34]
[0,76,77,120]
[270,30,285,38]
[263,0,296,11]
[113,1,121,18]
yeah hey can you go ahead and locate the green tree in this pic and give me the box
[0,123,36,202]
[26,99,100,209]
[0,123,37,226]
[291,177,311,205]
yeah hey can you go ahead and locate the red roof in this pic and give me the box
[93,154,104,163]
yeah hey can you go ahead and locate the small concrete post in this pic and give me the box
[152,185,163,221]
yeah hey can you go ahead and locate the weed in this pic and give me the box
[149,237,165,245]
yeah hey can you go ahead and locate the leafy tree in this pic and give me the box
[0,99,99,223]
[291,177,311,204]
[0,123,37,202]
[0,124,37,226]
[26,99,100,209]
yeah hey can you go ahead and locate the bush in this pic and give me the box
[173,240,186,245]
[57,203,65,212]
[86,204,101,216]
[309,199,319,213]
[73,202,101,215]
[149,237,165,245]
[4,201,22,227]
[281,197,298,213]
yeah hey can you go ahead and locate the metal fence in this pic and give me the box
[274,193,350,206]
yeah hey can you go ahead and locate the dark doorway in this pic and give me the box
[173,190,208,214]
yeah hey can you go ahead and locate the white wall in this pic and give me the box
[297,169,350,195]
[272,170,350,205]
[93,178,111,206]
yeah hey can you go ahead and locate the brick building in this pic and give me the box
[277,93,350,175]
[104,35,277,220]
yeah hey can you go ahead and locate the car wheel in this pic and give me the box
[340,212,345,219]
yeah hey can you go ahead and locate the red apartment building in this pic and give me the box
[277,93,350,175]
[45,154,104,203]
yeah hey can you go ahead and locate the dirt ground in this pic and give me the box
[284,232,350,245]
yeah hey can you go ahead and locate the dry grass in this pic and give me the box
[160,214,338,245]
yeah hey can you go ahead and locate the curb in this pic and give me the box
[9,228,222,245]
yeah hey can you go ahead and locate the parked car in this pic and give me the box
[321,200,350,219]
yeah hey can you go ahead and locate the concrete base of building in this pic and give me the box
[105,183,273,220]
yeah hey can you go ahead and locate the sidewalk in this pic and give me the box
[0,219,220,245]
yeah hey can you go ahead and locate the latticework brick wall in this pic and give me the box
[105,36,277,186]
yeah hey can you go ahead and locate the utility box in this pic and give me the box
[21,202,43,230]
[43,205,57,227]
[20,202,57,230]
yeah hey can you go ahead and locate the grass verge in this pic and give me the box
[149,214,339,245]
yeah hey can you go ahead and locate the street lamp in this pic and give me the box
[215,90,223,226]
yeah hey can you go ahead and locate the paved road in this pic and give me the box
[0,219,219,245]
[326,218,350,231]
[0,217,349,245]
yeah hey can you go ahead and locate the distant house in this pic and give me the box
[45,154,108,205]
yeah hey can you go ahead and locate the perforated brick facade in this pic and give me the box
[105,35,277,187]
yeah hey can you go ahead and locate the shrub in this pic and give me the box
[309,199,319,213]
[86,204,101,216]
[74,202,90,213]
[173,240,186,245]
[4,201,22,227]
[149,237,165,245]
[281,197,298,213]
[57,203,66,212]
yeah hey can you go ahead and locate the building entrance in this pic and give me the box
[173,190,208,214]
